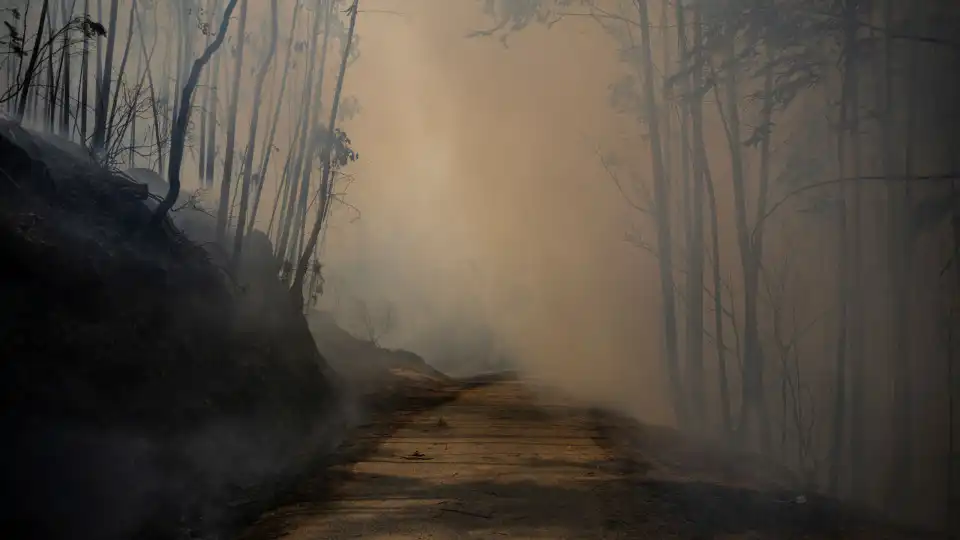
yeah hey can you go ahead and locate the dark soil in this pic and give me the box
[0,120,340,540]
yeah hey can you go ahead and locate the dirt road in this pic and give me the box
[238,377,928,540]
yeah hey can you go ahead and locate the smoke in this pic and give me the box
[310,0,674,424]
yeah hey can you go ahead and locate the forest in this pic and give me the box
[472,0,960,532]
[1,0,959,537]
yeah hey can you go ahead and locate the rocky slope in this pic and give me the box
[0,120,341,540]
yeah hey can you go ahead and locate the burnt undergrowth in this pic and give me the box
[0,119,343,540]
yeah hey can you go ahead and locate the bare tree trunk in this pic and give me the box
[79,0,89,139]
[828,4,857,494]
[248,0,302,235]
[197,0,218,187]
[105,1,136,151]
[92,0,119,152]
[685,14,732,438]
[949,199,959,537]
[720,18,771,453]
[678,0,706,429]
[271,102,308,245]
[290,0,359,310]
[59,0,72,136]
[703,150,732,436]
[214,0,250,244]
[171,0,189,128]
[16,0,49,120]
[276,5,324,268]
[133,2,162,172]
[289,0,335,270]
[94,0,103,132]
[268,141,299,242]
[205,44,221,186]
[750,44,775,447]
[846,4,866,501]
[634,0,686,426]
[151,0,241,226]
[232,0,278,271]
[884,4,916,509]
[46,5,56,132]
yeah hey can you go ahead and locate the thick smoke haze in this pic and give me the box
[6,0,954,532]
[314,1,674,422]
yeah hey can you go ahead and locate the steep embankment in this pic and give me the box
[0,120,341,540]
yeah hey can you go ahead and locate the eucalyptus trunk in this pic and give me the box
[16,0,49,120]
[151,0,241,226]
[92,0,119,152]
[248,0,302,235]
[722,18,770,454]
[884,0,916,509]
[79,0,89,139]
[232,0,279,271]
[290,0,359,309]
[59,0,72,136]
[635,0,686,426]
[290,0,334,269]
[677,0,706,429]
[214,0,250,244]
[275,5,324,269]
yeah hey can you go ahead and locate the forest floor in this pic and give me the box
[237,374,934,540]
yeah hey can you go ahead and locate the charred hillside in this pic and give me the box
[0,119,341,539]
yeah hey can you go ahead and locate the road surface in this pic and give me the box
[238,377,922,540]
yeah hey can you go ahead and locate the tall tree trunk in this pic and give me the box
[151,0,241,226]
[105,1,136,152]
[248,0,302,235]
[92,0,119,152]
[751,44,775,448]
[79,0,89,139]
[198,0,218,186]
[753,46,773,279]
[232,0,278,271]
[949,192,959,537]
[679,0,706,429]
[885,2,916,510]
[828,4,857,494]
[16,0,49,120]
[94,0,103,134]
[46,5,56,132]
[276,5,324,268]
[59,0,72,136]
[214,0,250,244]
[721,19,771,454]
[268,141,298,242]
[703,150,732,436]
[133,2,162,171]
[290,0,359,310]
[289,0,335,271]
[271,101,308,245]
[634,0,686,426]
[205,42,221,187]
[845,1,866,501]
